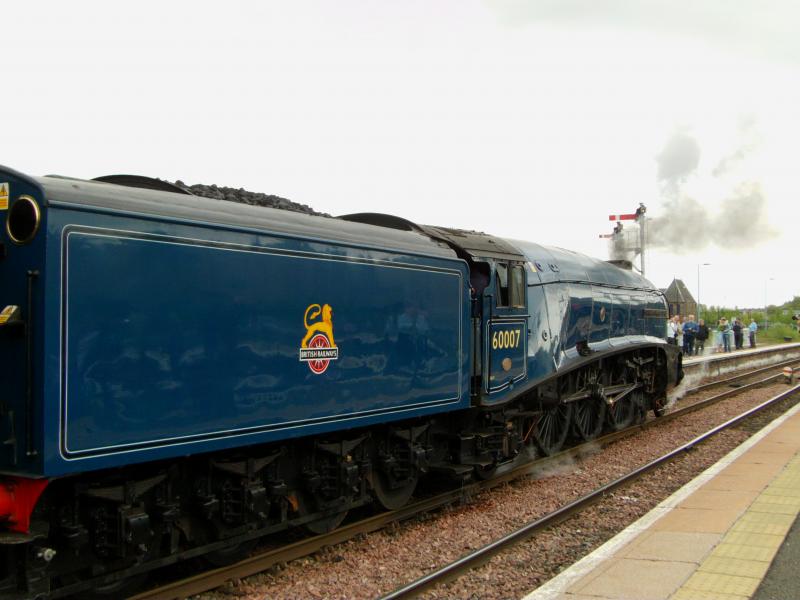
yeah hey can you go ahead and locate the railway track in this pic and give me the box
[128,351,800,600]
[381,382,800,599]
[686,355,800,394]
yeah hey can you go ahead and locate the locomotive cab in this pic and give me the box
[482,260,528,404]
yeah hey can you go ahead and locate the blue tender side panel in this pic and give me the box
[41,209,470,475]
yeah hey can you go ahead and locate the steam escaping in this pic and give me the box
[647,196,707,252]
[716,182,776,244]
[647,182,776,253]
[642,123,776,254]
[666,361,708,408]
[608,226,638,263]
[656,130,701,189]
[712,114,760,177]
[528,449,581,480]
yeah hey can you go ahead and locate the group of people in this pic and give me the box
[667,314,758,355]
[667,314,706,355]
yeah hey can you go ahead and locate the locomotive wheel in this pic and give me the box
[294,493,349,535]
[607,394,636,430]
[533,403,573,456]
[572,396,607,441]
[634,390,647,424]
[371,468,419,510]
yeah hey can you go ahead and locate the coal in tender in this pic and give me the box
[171,180,327,217]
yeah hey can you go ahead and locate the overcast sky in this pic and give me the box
[3,1,798,310]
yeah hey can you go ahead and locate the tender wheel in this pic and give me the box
[293,492,349,535]
[69,574,151,600]
[572,396,607,441]
[59,553,154,600]
[371,468,418,510]
[534,403,573,456]
[205,539,259,567]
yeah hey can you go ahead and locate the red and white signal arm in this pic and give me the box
[608,213,638,221]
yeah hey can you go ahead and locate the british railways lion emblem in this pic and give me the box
[299,303,339,374]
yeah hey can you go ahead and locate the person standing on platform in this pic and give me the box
[676,315,684,351]
[720,318,731,352]
[748,319,758,348]
[696,318,709,355]
[667,316,679,345]
[732,318,743,350]
[682,314,697,355]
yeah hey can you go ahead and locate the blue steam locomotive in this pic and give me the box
[0,165,681,597]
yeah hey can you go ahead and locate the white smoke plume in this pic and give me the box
[644,125,775,254]
[656,130,701,191]
[666,360,708,407]
[648,182,776,253]
[712,114,761,177]
[608,226,639,263]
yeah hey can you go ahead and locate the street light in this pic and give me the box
[697,263,711,320]
[764,277,775,329]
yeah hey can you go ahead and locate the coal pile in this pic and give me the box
[172,180,326,217]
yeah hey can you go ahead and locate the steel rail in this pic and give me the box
[129,361,797,600]
[453,366,799,497]
[688,357,800,393]
[380,383,800,600]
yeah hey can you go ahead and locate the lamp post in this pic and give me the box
[697,263,710,320]
[764,277,775,329]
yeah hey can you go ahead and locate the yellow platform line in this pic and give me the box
[674,455,800,598]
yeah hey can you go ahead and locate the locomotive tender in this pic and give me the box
[0,165,681,597]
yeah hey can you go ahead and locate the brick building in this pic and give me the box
[663,278,697,318]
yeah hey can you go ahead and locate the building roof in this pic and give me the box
[664,278,696,304]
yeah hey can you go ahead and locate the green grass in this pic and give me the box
[761,323,800,344]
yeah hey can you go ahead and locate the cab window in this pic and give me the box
[495,263,509,306]
[510,265,525,307]
[495,263,526,309]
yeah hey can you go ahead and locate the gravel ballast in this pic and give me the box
[193,382,798,600]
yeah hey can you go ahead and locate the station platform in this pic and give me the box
[682,341,800,367]
[524,386,800,600]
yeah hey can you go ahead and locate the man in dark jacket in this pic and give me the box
[682,314,698,355]
[732,319,744,349]
[695,318,709,355]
